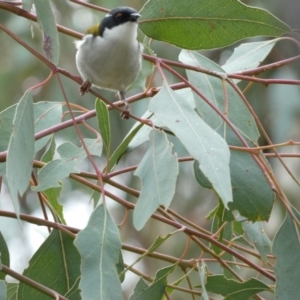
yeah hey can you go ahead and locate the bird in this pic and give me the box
[75,6,142,119]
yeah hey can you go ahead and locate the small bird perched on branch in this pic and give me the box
[75,6,142,119]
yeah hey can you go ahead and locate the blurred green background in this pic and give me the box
[0,0,300,299]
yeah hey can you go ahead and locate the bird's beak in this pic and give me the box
[130,12,141,21]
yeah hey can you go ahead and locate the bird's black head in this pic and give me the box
[99,7,140,37]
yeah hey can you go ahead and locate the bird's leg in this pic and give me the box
[79,80,92,96]
[119,91,130,119]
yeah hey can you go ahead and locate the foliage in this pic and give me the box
[0,0,299,299]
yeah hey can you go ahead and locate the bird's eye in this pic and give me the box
[115,13,123,20]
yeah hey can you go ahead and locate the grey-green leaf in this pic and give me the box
[134,129,178,230]
[74,204,123,300]
[179,50,259,143]
[222,40,278,75]
[198,262,209,300]
[149,84,232,208]
[0,102,62,154]
[273,208,300,299]
[0,163,5,177]
[22,0,33,11]
[242,220,271,262]
[34,0,59,65]
[139,0,291,50]
[7,90,34,216]
[34,102,62,153]
[126,110,163,154]
[0,280,6,300]
[33,138,102,191]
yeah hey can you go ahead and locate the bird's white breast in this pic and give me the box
[75,22,142,93]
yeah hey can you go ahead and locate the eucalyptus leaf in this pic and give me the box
[34,0,59,64]
[179,50,259,143]
[129,265,175,300]
[74,204,123,300]
[7,90,34,217]
[0,280,6,300]
[140,0,290,49]
[149,84,232,208]
[96,99,111,154]
[242,220,271,262]
[0,102,62,154]
[0,232,9,280]
[17,230,80,300]
[205,275,272,299]
[134,129,178,230]
[222,39,278,75]
[273,207,300,299]
[33,138,102,191]
[6,283,18,300]
[198,262,209,300]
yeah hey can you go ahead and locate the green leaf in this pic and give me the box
[0,232,9,280]
[64,278,81,300]
[33,138,102,191]
[163,268,193,299]
[139,0,291,50]
[17,230,81,300]
[95,99,111,154]
[129,265,175,300]
[126,230,181,273]
[105,123,144,172]
[205,275,272,299]
[242,220,271,262]
[193,160,212,189]
[116,250,125,283]
[7,90,34,216]
[134,130,178,230]
[222,40,278,75]
[34,0,59,65]
[92,123,144,207]
[228,150,273,221]
[6,282,18,300]
[149,84,232,208]
[0,280,6,300]
[74,204,123,300]
[43,187,66,224]
[179,50,259,143]
[273,207,300,299]
[179,50,273,220]
[41,136,56,163]
[129,279,149,300]
[210,214,239,279]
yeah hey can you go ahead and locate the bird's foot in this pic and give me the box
[79,81,91,95]
[120,107,130,119]
[119,91,130,119]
